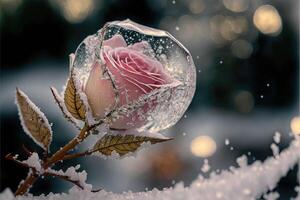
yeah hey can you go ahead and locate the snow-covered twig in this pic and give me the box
[5,154,35,170]
[44,171,84,190]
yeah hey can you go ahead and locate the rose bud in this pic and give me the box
[84,34,176,130]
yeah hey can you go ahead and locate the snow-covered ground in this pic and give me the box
[1,137,299,200]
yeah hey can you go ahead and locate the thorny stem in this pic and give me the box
[13,123,93,196]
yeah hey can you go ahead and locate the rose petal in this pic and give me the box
[85,62,116,119]
[128,41,151,52]
[103,34,127,49]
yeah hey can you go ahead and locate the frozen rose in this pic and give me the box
[84,34,173,129]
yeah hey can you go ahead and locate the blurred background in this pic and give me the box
[0,0,299,199]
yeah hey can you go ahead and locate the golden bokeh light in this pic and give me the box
[210,15,248,43]
[223,0,249,13]
[190,136,217,158]
[57,0,95,23]
[291,116,300,135]
[253,5,282,35]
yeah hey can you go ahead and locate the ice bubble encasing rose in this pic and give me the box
[72,19,196,133]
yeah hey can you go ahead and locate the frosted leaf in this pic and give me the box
[15,88,52,150]
[92,130,171,157]
[71,19,196,133]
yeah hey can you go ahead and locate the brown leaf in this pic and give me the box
[50,87,81,130]
[15,88,52,150]
[64,74,86,121]
[93,134,172,156]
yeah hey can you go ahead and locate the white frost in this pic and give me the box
[201,159,210,173]
[46,165,92,191]
[22,153,42,173]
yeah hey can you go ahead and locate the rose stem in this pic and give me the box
[14,123,92,196]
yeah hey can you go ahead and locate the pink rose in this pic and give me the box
[84,34,173,130]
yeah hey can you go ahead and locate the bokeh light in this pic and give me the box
[190,136,217,157]
[291,116,300,135]
[234,90,254,113]
[231,39,253,59]
[222,0,249,13]
[1,0,23,12]
[54,0,95,23]
[210,15,248,43]
[151,148,183,180]
[253,5,282,36]
[188,0,205,14]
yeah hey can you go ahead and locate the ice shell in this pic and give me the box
[72,19,196,133]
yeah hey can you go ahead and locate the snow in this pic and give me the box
[224,139,230,145]
[273,132,281,144]
[201,159,210,173]
[15,89,53,150]
[270,143,279,156]
[22,153,42,173]
[1,137,299,200]
[46,165,92,191]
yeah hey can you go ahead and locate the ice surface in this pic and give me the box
[2,138,299,200]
